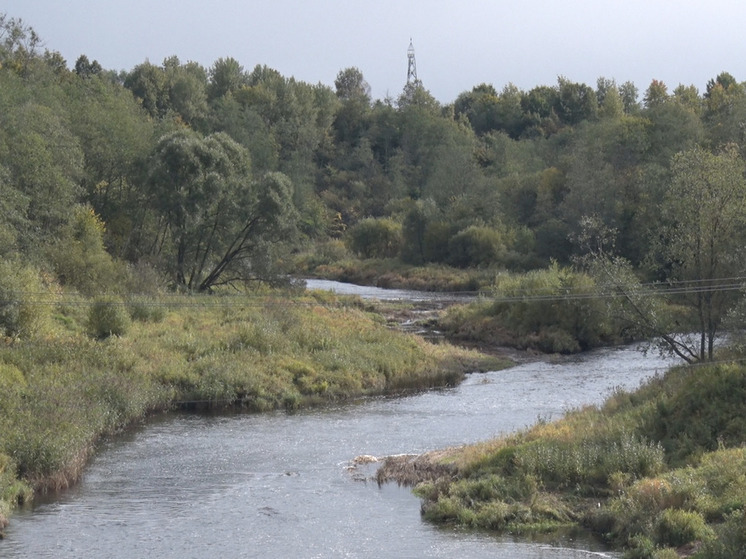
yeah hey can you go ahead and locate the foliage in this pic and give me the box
[413,356,746,554]
[0,259,51,338]
[87,296,131,338]
[146,130,297,290]
[50,206,125,295]
[655,145,746,360]
[0,289,500,517]
[440,263,616,353]
[346,217,402,259]
[447,225,506,268]
[1,11,746,317]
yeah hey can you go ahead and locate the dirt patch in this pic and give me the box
[374,447,462,487]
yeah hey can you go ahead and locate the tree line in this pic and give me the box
[2,14,746,359]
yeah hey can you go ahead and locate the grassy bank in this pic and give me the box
[298,254,496,292]
[402,356,746,558]
[438,266,629,354]
[0,289,507,533]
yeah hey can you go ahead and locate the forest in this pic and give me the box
[3,14,746,362]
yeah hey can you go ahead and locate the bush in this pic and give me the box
[656,508,713,548]
[447,225,506,268]
[127,297,166,323]
[697,509,746,559]
[87,296,131,338]
[50,206,126,295]
[0,259,50,338]
[346,218,402,259]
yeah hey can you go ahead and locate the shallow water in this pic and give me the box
[1,282,678,558]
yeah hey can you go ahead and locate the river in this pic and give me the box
[0,281,678,558]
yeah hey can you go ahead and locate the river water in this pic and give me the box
[1,282,678,558]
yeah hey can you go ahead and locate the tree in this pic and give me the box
[619,81,640,114]
[74,55,102,78]
[0,102,84,243]
[657,145,746,360]
[163,57,208,126]
[124,61,169,118]
[334,67,370,102]
[333,68,370,146]
[643,79,669,109]
[147,130,297,291]
[208,57,245,101]
[556,77,597,125]
[0,14,41,75]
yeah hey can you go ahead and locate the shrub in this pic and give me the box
[346,218,402,259]
[87,296,131,338]
[656,508,713,548]
[447,225,506,268]
[696,509,746,559]
[422,221,453,263]
[50,206,126,295]
[127,297,166,323]
[0,259,50,338]
[437,263,618,354]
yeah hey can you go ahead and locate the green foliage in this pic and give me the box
[417,358,746,553]
[346,218,402,259]
[697,509,746,559]
[656,508,712,548]
[440,264,615,353]
[87,296,131,339]
[0,289,491,518]
[447,225,506,268]
[51,205,125,295]
[644,363,746,463]
[0,259,50,338]
[146,130,297,291]
[657,145,746,361]
[517,434,664,489]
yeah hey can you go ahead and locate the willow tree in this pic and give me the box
[147,130,297,291]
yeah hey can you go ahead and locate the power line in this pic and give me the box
[2,275,746,307]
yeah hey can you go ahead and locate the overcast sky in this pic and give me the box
[5,1,746,103]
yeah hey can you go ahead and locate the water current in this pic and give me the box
[1,281,678,558]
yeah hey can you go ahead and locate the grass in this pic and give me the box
[0,288,506,534]
[408,356,746,558]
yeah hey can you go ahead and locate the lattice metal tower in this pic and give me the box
[407,39,418,84]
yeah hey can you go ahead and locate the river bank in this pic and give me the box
[2,343,671,558]
[0,289,508,536]
[371,356,746,558]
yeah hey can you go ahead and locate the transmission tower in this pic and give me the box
[407,39,418,84]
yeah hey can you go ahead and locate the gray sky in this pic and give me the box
[5,0,746,103]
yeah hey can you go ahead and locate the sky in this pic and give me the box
[5,0,746,104]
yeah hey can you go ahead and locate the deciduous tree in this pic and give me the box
[147,130,297,291]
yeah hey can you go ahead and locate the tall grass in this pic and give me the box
[439,264,620,353]
[411,358,746,556]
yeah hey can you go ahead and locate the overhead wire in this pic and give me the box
[2,276,746,307]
